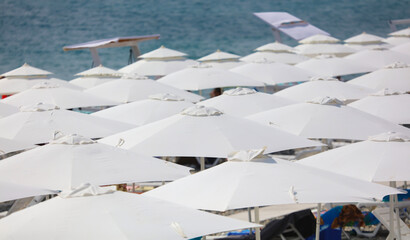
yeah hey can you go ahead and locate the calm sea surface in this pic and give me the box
[0,0,409,79]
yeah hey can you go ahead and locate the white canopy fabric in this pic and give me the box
[0,181,57,203]
[92,93,194,125]
[197,61,246,70]
[0,103,134,144]
[0,78,83,95]
[294,54,374,77]
[294,43,357,57]
[247,97,410,140]
[1,63,52,78]
[0,102,18,119]
[157,63,265,91]
[0,134,191,190]
[299,34,340,44]
[85,76,203,103]
[2,82,118,109]
[139,45,188,59]
[118,58,197,77]
[69,77,118,89]
[0,137,36,155]
[254,12,330,41]
[75,65,122,77]
[255,42,294,52]
[230,60,314,85]
[240,52,309,65]
[99,105,322,158]
[299,132,410,182]
[198,87,295,117]
[389,27,410,37]
[344,48,410,70]
[348,89,410,124]
[344,32,385,44]
[347,62,410,92]
[390,42,410,55]
[0,184,259,240]
[146,149,400,211]
[383,36,410,46]
[274,77,374,103]
[198,49,241,61]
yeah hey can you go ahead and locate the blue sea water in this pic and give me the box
[0,0,409,80]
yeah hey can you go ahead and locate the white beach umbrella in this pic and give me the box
[0,103,134,144]
[198,61,246,70]
[146,148,400,211]
[348,89,410,124]
[347,62,410,92]
[118,58,198,77]
[0,183,259,240]
[344,32,391,50]
[69,76,119,89]
[294,54,374,77]
[0,181,57,203]
[92,93,194,125]
[138,45,188,59]
[299,34,340,44]
[383,36,410,46]
[247,97,410,140]
[0,102,18,118]
[0,63,52,78]
[157,63,265,91]
[390,41,410,55]
[274,77,374,103]
[230,60,314,86]
[255,41,295,52]
[0,134,191,190]
[2,82,118,109]
[344,48,410,70]
[294,43,357,57]
[0,137,36,155]
[240,51,309,65]
[99,105,322,158]
[299,132,410,183]
[389,27,410,38]
[0,78,83,95]
[198,49,241,62]
[75,65,122,77]
[85,75,203,103]
[198,87,295,117]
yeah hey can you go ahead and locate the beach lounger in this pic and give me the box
[372,207,410,239]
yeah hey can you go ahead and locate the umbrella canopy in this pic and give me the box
[389,27,410,38]
[75,65,122,77]
[0,103,134,144]
[197,61,245,70]
[344,48,410,70]
[390,41,410,55]
[0,134,191,190]
[347,62,410,92]
[294,43,357,57]
[299,132,410,182]
[0,181,57,203]
[0,102,18,119]
[247,97,410,140]
[198,49,241,62]
[85,75,203,103]
[0,78,83,95]
[157,63,265,91]
[240,51,309,65]
[92,93,194,125]
[348,89,410,124]
[139,45,188,59]
[0,63,52,78]
[230,60,314,85]
[274,77,374,103]
[99,105,322,158]
[1,82,118,109]
[69,77,119,89]
[255,41,295,52]
[146,149,401,211]
[0,183,259,240]
[0,137,36,155]
[118,58,198,77]
[382,36,410,46]
[294,54,374,77]
[345,32,385,44]
[299,34,340,44]
[198,87,295,117]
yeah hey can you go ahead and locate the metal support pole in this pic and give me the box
[255,206,261,240]
[200,157,205,171]
[90,48,101,67]
[315,203,322,240]
[387,181,396,240]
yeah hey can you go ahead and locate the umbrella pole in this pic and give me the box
[396,194,402,240]
[200,157,205,171]
[387,181,396,240]
[254,206,261,240]
[248,208,253,235]
[315,203,322,240]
